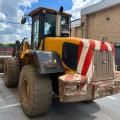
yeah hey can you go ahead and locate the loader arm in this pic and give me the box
[18,39,64,74]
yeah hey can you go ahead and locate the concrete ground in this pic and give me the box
[0,73,120,120]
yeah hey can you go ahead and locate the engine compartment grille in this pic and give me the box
[92,51,114,81]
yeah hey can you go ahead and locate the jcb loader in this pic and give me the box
[4,7,120,117]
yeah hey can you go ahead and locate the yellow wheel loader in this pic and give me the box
[4,7,120,117]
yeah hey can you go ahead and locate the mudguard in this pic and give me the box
[30,50,64,74]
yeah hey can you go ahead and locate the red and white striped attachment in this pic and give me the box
[77,39,115,79]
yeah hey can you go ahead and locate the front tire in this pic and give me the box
[19,65,52,117]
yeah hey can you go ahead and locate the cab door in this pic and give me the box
[32,15,39,49]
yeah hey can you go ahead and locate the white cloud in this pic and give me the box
[0,23,11,31]
[67,0,101,20]
[20,0,38,7]
[0,0,34,43]
[17,10,24,22]
[0,34,20,43]
[0,13,6,20]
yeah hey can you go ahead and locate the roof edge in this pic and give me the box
[81,0,120,15]
[28,7,72,17]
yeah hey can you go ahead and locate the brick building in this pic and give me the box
[71,19,81,38]
[71,0,120,43]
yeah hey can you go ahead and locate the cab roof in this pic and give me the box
[28,7,72,17]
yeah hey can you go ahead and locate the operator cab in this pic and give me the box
[28,7,71,49]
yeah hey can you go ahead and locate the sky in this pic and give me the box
[0,0,101,43]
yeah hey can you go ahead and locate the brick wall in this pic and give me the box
[82,5,120,43]
[72,5,120,43]
[71,26,82,38]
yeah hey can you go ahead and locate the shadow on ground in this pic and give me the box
[30,97,100,120]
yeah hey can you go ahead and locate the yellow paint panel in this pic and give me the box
[44,37,81,58]
[20,50,29,59]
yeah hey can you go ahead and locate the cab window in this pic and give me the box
[33,16,39,49]
[44,14,56,37]
[61,16,70,31]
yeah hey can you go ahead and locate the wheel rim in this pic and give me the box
[22,79,30,104]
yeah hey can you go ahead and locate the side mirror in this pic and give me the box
[21,16,26,24]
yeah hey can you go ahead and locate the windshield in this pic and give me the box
[44,14,56,36]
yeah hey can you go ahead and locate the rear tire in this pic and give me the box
[4,58,20,88]
[19,65,52,117]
